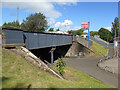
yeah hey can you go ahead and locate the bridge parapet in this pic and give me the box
[24,32,74,49]
[76,37,92,48]
[2,26,75,49]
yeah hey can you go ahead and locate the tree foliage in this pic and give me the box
[68,29,83,36]
[55,58,66,76]
[48,28,54,31]
[2,20,20,27]
[21,13,49,32]
[111,17,119,38]
[56,28,60,31]
[90,31,98,36]
[98,28,113,43]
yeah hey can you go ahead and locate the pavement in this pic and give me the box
[64,45,118,88]
[64,56,118,88]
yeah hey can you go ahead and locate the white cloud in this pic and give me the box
[1,0,119,2]
[1,0,79,2]
[105,27,112,30]
[1,0,78,25]
[72,26,81,30]
[54,20,73,31]
[2,2,62,19]
[48,18,55,25]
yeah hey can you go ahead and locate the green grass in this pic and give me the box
[2,48,111,88]
[89,40,109,57]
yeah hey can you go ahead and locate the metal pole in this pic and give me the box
[50,51,54,65]
[50,47,56,65]
[88,22,90,41]
[114,26,116,57]
[17,7,19,22]
[117,27,119,57]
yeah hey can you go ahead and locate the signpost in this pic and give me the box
[81,22,90,41]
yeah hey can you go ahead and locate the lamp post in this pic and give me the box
[17,7,19,22]
[65,23,68,31]
[114,24,117,57]
[117,27,119,57]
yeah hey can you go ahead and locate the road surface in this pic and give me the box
[64,56,118,88]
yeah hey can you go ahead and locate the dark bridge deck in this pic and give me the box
[2,27,76,50]
[24,32,75,50]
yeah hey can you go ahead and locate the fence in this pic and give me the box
[90,36,109,48]
[76,36,93,48]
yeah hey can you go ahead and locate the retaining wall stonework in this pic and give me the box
[65,41,94,57]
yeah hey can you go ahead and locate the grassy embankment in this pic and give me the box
[2,48,111,88]
[89,40,109,57]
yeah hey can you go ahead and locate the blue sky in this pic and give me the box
[1,1,119,32]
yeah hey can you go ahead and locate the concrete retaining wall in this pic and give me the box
[65,41,94,57]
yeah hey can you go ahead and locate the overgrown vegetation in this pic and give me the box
[55,58,66,76]
[89,40,109,57]
[48,28,54,31]
[2,12,49,32]
[68,29,83,36]
[21,13,49,32]
[2,20,20,28]
[90,31,98,36]
[111,17,119,38]
[98,28,113,43]
[2,48,111,88]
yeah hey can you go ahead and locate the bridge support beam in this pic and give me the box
[50,47,56,65]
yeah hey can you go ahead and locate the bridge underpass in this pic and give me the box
[30,44,72,63]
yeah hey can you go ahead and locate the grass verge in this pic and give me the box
[2,48,111,88]
[89,40,109,57]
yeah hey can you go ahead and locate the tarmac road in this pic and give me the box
[64,56,118,88]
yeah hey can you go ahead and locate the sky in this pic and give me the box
[0,0,119,32]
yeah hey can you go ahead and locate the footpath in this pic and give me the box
[64,46,118,88]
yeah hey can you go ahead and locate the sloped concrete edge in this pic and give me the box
[11,46,64,80]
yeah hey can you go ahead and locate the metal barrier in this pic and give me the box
[24,32,73,49]
[2,28,74,50]
[90,36,109,48]
[3,29,24,44]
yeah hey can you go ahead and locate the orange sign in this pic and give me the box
[81,22,89,28]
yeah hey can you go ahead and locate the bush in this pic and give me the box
[55,58,66,76]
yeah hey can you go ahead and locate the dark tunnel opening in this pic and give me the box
[30,44,72,63]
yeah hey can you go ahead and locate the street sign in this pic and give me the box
[81,22,89,28]
[81,22,90,41]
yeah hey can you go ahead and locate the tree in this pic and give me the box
[21,13,49,32]
[48,28,54,31]
[111,17,119,38]
[90,31,98,36]
[55,58,66,76]
[56,28,60,31]
[2,21,20,27]
[68,29,83,36]
[98,28,113,43]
